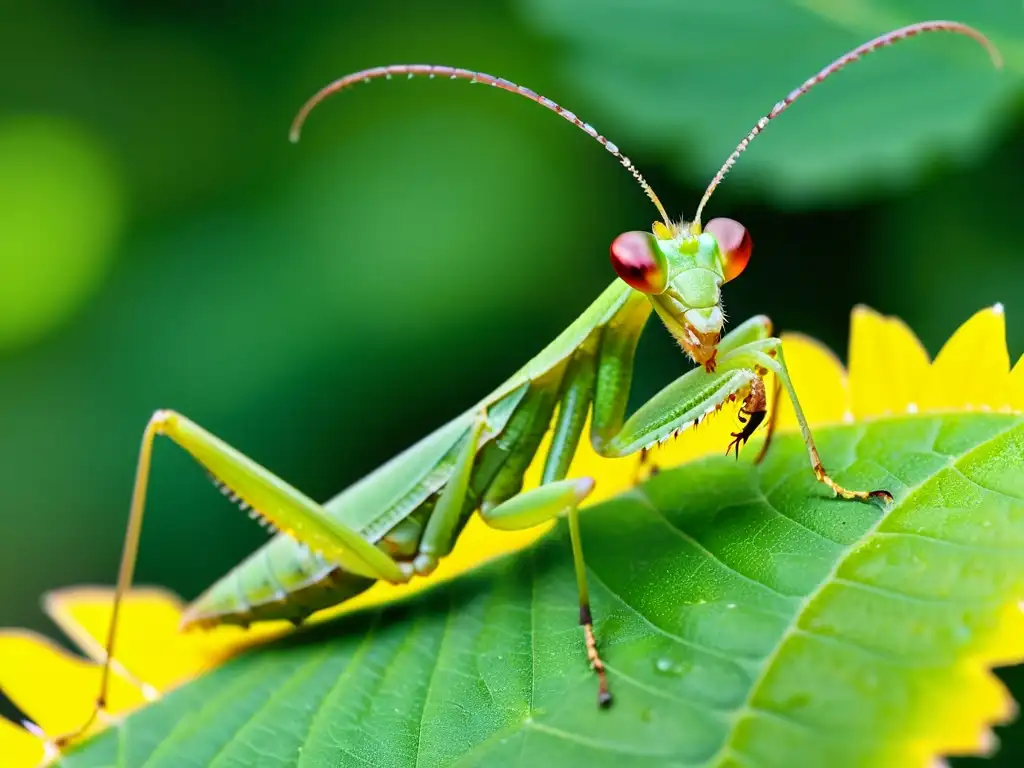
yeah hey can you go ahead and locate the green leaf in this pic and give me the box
[60,413,1024,767]
[517,0,1024,204]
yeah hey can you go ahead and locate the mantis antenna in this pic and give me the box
[289,64,674,229]
[692,20,1003,226]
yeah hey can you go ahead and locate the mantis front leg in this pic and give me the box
[592,313,776,457]
[595,314,891,502]
[718,338,893,502]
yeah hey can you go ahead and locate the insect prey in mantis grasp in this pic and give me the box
[54,20,1002,745]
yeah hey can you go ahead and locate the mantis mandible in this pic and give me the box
[56,20,1001,746]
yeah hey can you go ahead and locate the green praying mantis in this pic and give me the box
[55,19,1002,747]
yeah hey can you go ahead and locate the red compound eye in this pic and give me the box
[610,231,668,294]
[705,218,752,282]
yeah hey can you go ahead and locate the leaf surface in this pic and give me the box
[60,413,1024,767]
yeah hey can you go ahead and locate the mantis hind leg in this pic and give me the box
[54,409,410,749]
[479,477,611,707]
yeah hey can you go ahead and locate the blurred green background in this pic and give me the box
[1,0,1023,761]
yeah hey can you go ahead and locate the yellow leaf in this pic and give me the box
[920,305,1011,411]
[848,305,930,419]
[0,717,45,768]
[776,331,849,431]
[1009,352,1024,412]
[0,632,144,738]
[44,588,275,692]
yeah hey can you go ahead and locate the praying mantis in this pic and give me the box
[56,19,1001,747]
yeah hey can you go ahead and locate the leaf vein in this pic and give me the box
[138,655,279,767]
[951,464,1024,503]
[207,646,337,768]
[524,719,681,759]
[297,612,382,768]
[752,492,846,546]
[792,626,920,666]
[873,529,1019,555]
[587,567,762,665]
[630,487,796,600]
[833,575,988,606]
[602,662,731,713]
[413,597,458,768]
[709,418,1024,766]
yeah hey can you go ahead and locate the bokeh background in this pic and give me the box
[1,0,1023,762]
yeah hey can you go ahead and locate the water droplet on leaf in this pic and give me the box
[653,656,690,677]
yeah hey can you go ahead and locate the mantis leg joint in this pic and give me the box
[148,408,178,433]
[412,553,438,577]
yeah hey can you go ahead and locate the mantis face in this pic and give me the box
[610,218,752,372]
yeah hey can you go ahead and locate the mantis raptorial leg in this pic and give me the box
[51,19,999,750]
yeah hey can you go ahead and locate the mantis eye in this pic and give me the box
[610,231,668,294]
[705,218,752,282]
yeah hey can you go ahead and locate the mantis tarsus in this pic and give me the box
[55,19,1001,747]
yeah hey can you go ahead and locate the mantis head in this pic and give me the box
[610,219,751,371]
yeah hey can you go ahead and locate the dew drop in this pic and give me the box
[653,656,690,677]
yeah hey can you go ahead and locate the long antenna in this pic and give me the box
[290,64,673,229]
[693,20,1003,226]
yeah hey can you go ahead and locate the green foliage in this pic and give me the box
[0,117,123,350]
[60,413,1024,767]
[519,0,1023,203]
